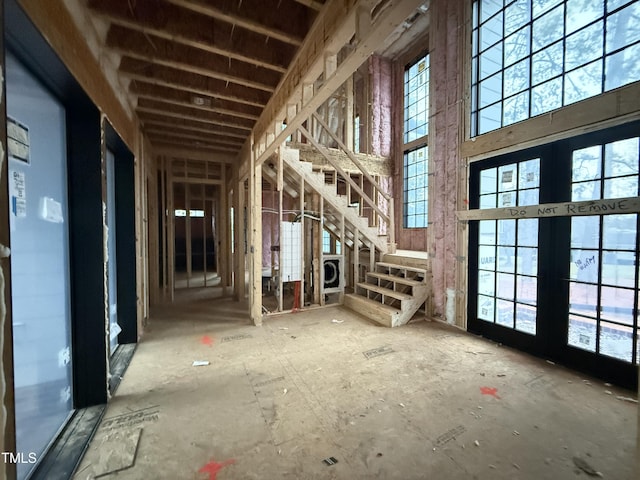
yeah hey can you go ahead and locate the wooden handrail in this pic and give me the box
[311,112,391,201]
[298,125,391,226]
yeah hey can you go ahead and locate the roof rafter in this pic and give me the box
[107,26,279,92]
[292,0,324,11]
[119,58,270,108]
[165,0,304,46]
[138,113,249,139]
[137,99,254,132]
[87,0,293,72]
[130,81,261,121]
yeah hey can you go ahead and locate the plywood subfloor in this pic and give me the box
[75,292,638,479]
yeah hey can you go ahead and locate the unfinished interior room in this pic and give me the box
[0,0,638,478]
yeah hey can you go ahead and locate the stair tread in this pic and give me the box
[376,261,428,275]
[282,156,389,254]
[344,294,400,314]
[357,283,412,300]
[366,272,423,286]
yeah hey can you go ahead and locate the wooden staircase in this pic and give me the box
[277,145,392,254]
[267,144,430,326]
[344,261,430,327]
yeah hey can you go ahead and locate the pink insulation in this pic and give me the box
[262,191,278,268]
[430,0,463,317]
[369,55,392,157]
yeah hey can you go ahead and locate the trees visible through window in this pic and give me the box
[471,0,640,136]
[403,54,429,228]
[403,146,428,228]
[404,54,429,143]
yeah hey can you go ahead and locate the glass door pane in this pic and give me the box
[6,53,73,479]
[476,159,540,335]
[106,149,120,354]
[568,139,640,363]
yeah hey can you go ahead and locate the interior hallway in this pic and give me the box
[75,289,638,480]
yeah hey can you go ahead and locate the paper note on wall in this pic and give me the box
[10,169,26,217]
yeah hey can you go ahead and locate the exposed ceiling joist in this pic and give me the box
[87,0,293,72]
[120,70,264,108]
[144,128,244,148]
[292,0,325,11]
[119,58,270,108]
[149,136,240,153]
[153,146,237,163]
[138,114,249,139]
[164,0,305,46]
[107,26,279,92]
[137,98,255,129]
[130,81,261,121]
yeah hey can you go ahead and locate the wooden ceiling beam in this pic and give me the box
[137,113,249,139]
[130,81,260,121]
[87,0,293,72]
[164,0,305,46]
[155,146,236,164]
[119,58,269,108]
[144,127,244,147]
[137,98,254,131]
[292,0,325,10]
[149,137,240,153]
[107,26,279,92]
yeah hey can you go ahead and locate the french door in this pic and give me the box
[468,121,640,389]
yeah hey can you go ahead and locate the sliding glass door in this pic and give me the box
[7,52,73,479]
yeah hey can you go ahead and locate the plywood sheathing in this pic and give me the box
[369,55,392,157]
[429,0,463,319]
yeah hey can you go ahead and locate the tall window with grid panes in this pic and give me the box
[403,53,429,228]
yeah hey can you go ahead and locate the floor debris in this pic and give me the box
[322,457,338,466]
[192,360,210,367]
[331,319,344,324]
[474,440,480,447]
[616,395,638,404]
[93,428,142,478]
[573,456,603,477]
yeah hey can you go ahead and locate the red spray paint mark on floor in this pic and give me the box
[198,458,235,480]
[201,335,214,346]
[480,386,501,399]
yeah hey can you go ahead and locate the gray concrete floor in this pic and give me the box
[75,288,638,479]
